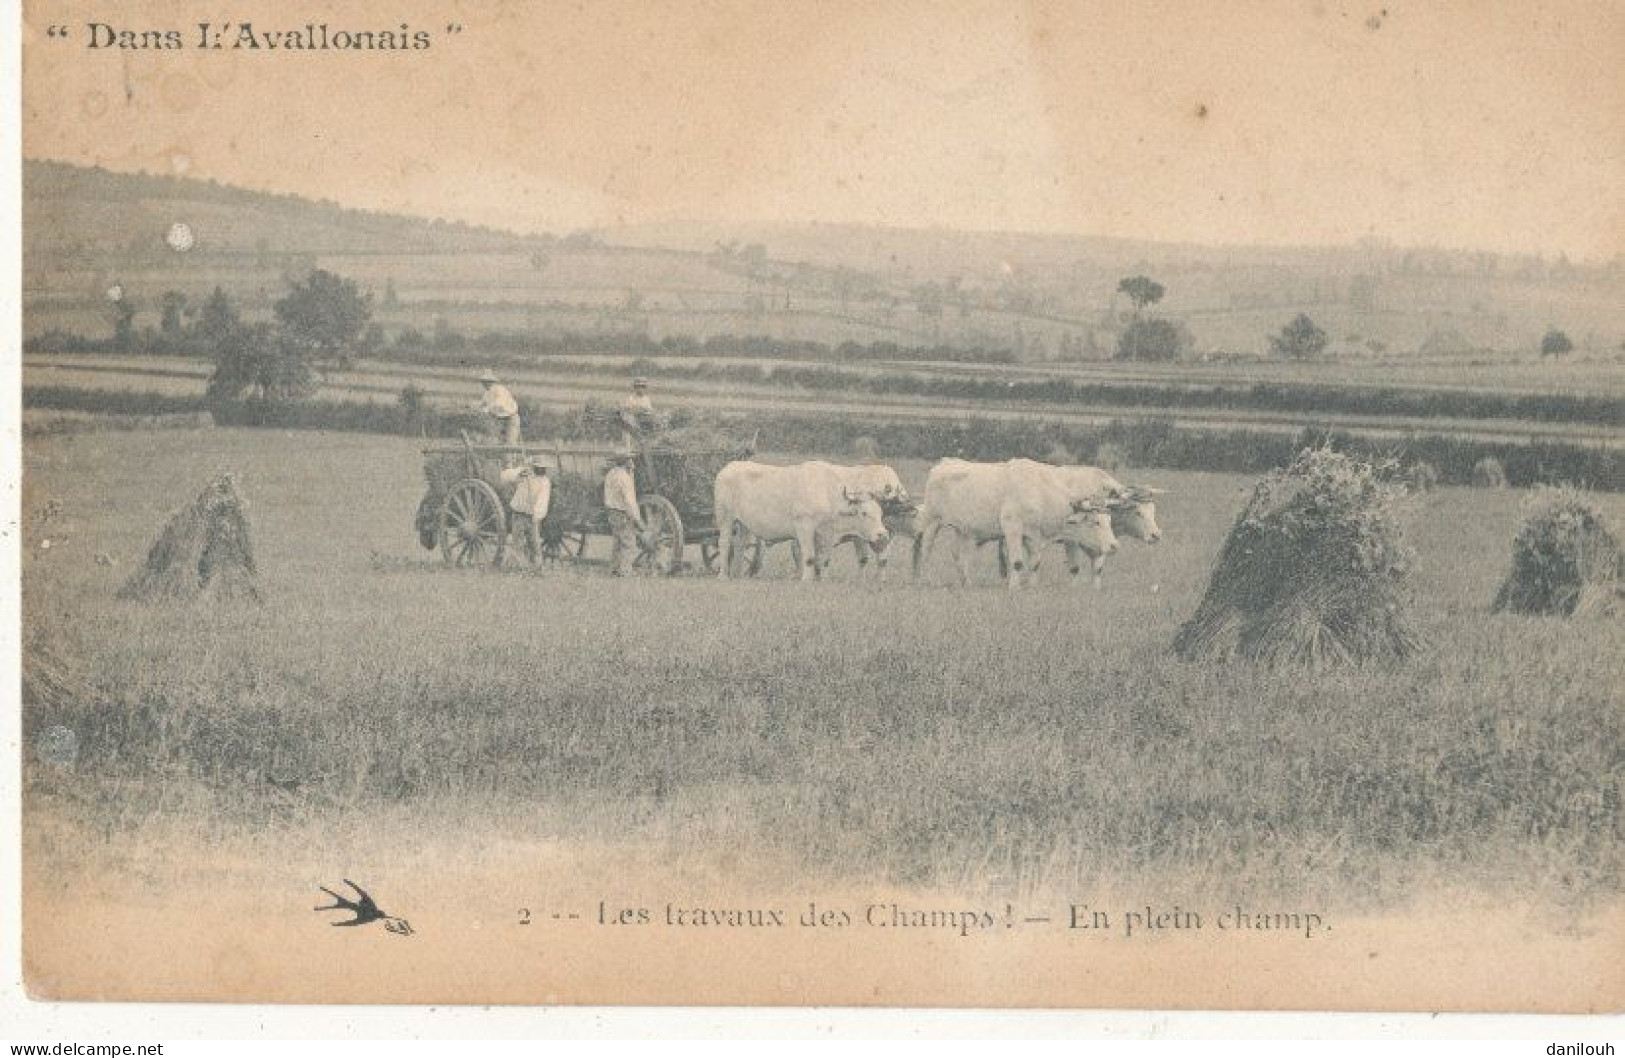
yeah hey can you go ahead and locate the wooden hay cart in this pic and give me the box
[415,432,752,573]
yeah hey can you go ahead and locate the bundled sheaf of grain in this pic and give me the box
[118,474,262,602]
[1173,447,1420,666]
[1472,456,1508,488]
[1403,460,1441,493]
[1492,486,1623,617]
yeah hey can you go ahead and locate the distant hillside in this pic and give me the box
[23,159,1625,361]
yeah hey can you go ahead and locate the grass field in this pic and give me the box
[20,428,1623,912]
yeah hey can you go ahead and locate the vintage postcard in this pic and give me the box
[12,0,1623,1013]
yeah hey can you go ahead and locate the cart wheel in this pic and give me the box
[633,495,684,575]
[438,479,507,567]
[699,540,720,573]
[540,524,589,564]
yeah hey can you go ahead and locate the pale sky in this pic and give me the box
[21,0,1625,259]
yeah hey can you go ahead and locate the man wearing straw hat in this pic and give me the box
[477,371,522,446]
[603,451,646,576]
[619,376,654,447]
[499,456,552,564]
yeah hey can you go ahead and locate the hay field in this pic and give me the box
[20,428,1624,909]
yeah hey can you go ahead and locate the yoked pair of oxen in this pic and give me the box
[712,457,1165,588]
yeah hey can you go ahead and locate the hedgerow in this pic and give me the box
[24,386,1624,490]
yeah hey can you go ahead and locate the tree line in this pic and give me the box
[25,267,1589,403]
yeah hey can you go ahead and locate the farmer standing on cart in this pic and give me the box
[603,451,645,576]
[477,372,522,446]
[619,376,654,447]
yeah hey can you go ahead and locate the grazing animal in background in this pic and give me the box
[713,461,890,581]
[910,458,1119,589]
[1006,461,1166,588]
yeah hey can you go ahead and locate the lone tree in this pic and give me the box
[273,269,372,368]
[159,290,188,341]
[1540,328,1574,358]
[1116,317,1193,362]
[1117,275,1165,316]
[1271,313,1329,360]
[107,287,136,352]
[195,286,240,349]
[207,322,319,406]
[206,272,372,409]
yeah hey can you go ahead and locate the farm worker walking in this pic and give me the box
[603,451,645,576]
[499,458,552,564]
[619,376,654,447]
[477,372,522,446]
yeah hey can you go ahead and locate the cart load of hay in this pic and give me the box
[1492,485,1622,617]
[1173,447,1419,666]
[421,446,501,498]
[417,448,500,548]
[579,398,671,443]
[636,424,756,519]
[415,418,754,551]
[521,423,752,529]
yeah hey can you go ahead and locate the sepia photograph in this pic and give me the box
[9,0,1623,1017]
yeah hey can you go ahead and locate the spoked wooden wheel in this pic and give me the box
[539,524,589,564]
[437,479,507,567]
[633,495,684,575]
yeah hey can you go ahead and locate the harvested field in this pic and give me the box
[20,428,1624,915]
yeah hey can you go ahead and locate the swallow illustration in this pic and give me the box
[315,879,413,935]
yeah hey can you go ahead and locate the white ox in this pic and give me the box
[1009,461,1165,589]
[714,461,890,581]
[738,462,919,578]
[910,459,1119,589]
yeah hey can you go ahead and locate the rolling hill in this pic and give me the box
[23,159,1625,361]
